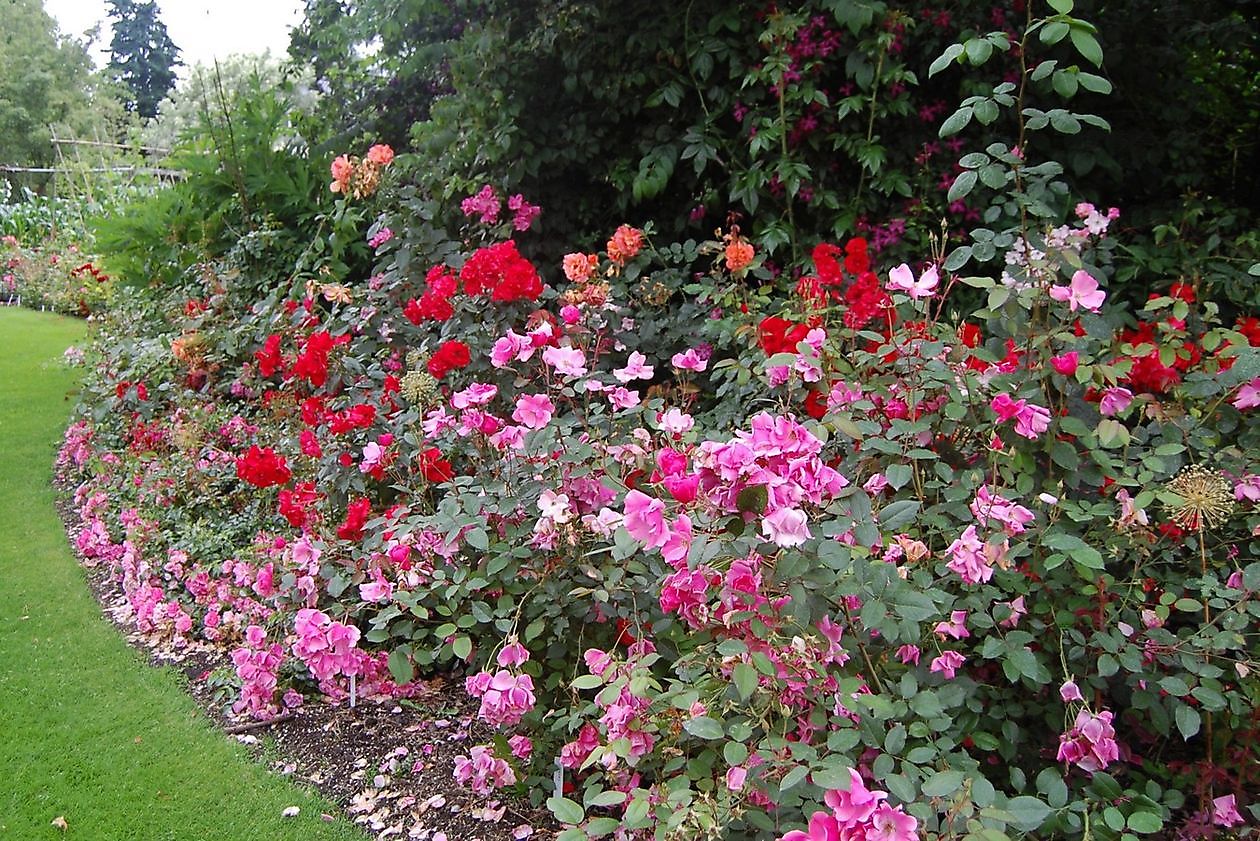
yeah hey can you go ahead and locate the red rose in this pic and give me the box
[235,445,292,488]
[337,497,372,541]
[255,334,284,378]
[417,447,453,483]
[427,340,472,380]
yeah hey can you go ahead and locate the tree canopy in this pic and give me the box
[0,0,97,168]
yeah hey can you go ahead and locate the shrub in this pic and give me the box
[58,3,1260,839]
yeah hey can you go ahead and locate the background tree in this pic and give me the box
[107,0,181,119]
[0,0,137,196]
[0,0,93,167]
[141,52,316,151]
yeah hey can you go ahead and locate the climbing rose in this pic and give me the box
[946,525,993,584]
[1099,387,1134,416]
[562,253,598,282]
[365,144,394,165]
[460,185,501,224]
[1212,795,1244,828]
[761,506,811,547]
[1050,351,1079,375]
[1233,377,1260,410]
[930,651,966,679]
[427,340,471,380]
[460,241,543,302]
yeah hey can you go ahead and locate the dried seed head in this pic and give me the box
[1164,465,1234,531]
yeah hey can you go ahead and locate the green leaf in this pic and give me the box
[1159,676,1189,696]
[452,635,472,660]
[387,648,414,684]
[465,527,489,550]
[978,163,1007,189]
[1005,796,1052,831]
[810,764,854,790]
[732,663,758,700]
[929,43,964,77]
[939,106,974,138]
[922,770,967,797]
[973,99,1000,125]
[909,691,944,718]
[944,245,973,271]
[1127,812,1163,834]
[1036,767,1070,808]
[683,716,725,740]
[1047,0,1073,12]
[1070,28,1104,66]
[1040,21,1070,45]
[547,796,585,826]
[1077,72,1112,94]
[879,499,920,531]
[883,463,913,490]
[1052,69,1079,99]
[736,484,769,515]
[948,170,978,202]
[572,674,603,690]
[1043,532,1103,570]
[1174,704,1200,739]
[1096,419,1130,448]
[587,790,628,808]
[585,817,622,837]
[780,764,809,792]
[965,38,993,65]
[1049,110,1082,134]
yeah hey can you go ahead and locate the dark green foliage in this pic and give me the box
[290,0,1258,309]
[107,0,181,119]
[288,0,466,151]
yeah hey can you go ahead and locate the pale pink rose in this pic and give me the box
[1048,270,1106,313]
[512,393,555,429]
[761,507,811,547]
[887,263,940,299]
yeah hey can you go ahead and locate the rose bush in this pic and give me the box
[60,175,1260,838]
[1,234,112,315]
[57,12,1260,841]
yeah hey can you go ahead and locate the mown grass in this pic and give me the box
[0,308,365,840]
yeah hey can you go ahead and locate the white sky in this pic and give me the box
[45,0,306,74]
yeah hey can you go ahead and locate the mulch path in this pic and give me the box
[56,491,556,841]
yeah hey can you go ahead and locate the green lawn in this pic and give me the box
[0,308,365,840]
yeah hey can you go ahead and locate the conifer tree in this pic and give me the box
[106,0,180,119]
